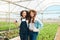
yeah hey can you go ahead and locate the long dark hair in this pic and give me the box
[20,10,29,20]
[28,10,37,23]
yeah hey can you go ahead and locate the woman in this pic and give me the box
[19,10,29,40]
[28,10,43,40]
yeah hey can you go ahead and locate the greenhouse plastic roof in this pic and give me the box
[0,0,60,13]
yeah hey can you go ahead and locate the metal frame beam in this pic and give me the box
[12,0,33,3]
[0,0,31,10]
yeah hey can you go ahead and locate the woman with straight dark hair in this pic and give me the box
[19,10,29,40]
[28,10,43,40]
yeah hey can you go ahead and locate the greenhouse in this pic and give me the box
[0,0,60,40]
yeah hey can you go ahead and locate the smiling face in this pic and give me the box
[20,10,28,18]
[29,10,36,18]
[22,11,27,18]
[30,12,35,18]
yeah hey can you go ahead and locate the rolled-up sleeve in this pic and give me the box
[37,19,43,29]
[16,18,21,26]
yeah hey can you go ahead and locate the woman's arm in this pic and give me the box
[35,16,43,28]
[36,18,43,31]
[18,18,21,26]
[38,20,43,28]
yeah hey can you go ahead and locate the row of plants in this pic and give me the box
[0,22,18,31]
[0,29,19,39]
[0,22,59,40]
[37,23,58,40]
[0,22,19,40]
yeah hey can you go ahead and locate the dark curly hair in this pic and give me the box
[20,10,29,20]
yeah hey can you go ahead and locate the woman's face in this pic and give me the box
[22,11,27,18]
[30,12,35,18]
